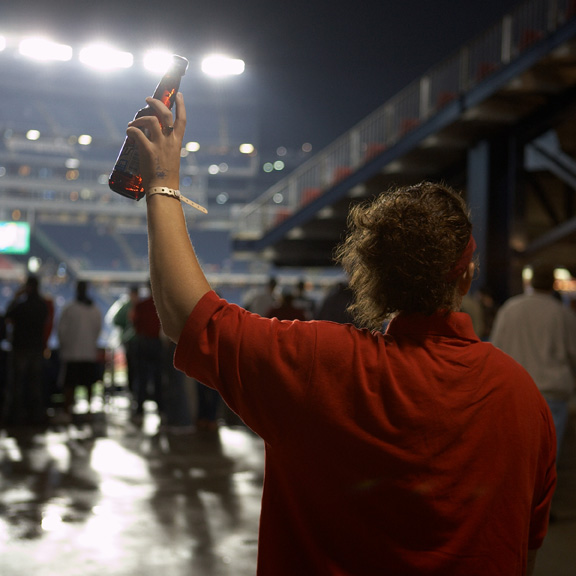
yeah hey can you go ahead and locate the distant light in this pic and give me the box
[78,135,92,146]
[208,164,220,174]
[41,512,62,532]
[273,160,285,171]
[201,54,245,77]
[555,268,571,280]
[239,143,254,154]
[19,37,72,61]
[65,158,80,169]
[143,49,173,73]
[0,36,6,52]
[79,44,133,70]
[28,256,41,273]
[263,162,274,173]
[273,193,284,204]
[276,146,287,156]
[186,141,200,152]
[302,142,313,153]
[26,130,40,141]
[219,162,229,173]
[216,193,229,205]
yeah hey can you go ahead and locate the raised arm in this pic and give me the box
[127,93,211,342]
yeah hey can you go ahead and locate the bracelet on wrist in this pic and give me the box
[147,187,208,214]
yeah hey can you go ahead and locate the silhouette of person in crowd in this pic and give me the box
[162,337,195,433]
[316,281,357,325]
[131,283,163,425]
[243,276,278,317]
[57,280,102,420]
[2,275,50,429]
[113,285,140,394]
[195,379,222,432]
[266,288,307,321]
[293,278,315,319]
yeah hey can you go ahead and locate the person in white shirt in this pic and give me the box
[490,263,576,456]
[243,276,278,317]
[57,280,102,418]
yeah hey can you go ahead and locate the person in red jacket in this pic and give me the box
[130,284,163,425]
[128,93,556,576]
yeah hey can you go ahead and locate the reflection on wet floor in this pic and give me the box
[0,396,264,576]
[1,397,575,575]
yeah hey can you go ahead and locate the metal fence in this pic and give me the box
[233,0,576,240]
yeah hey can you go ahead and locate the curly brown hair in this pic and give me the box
[335,181,473,329]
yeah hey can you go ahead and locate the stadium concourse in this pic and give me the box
[0,392,575,575]
[0,391,266,576]
[1,1,576,572]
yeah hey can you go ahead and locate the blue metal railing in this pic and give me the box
[232,0,576,240]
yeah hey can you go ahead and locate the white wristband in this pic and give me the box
[147,187,208,214]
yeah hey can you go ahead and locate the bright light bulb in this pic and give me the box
[19,37,72,61]
[79,44,133,70]
[201,54,245,77]
[143,49,173,73]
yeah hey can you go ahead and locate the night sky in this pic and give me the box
[3,0,522,153]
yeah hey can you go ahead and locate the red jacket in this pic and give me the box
[132,297,161,339]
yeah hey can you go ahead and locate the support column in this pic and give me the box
[467,136,522,303]
[467,140,491,291]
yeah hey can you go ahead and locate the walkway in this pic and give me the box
[0,396,575,575]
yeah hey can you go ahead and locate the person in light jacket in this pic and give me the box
[58,280,102,418]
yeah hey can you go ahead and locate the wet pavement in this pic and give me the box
[0,395,264,576]
[0,394,575,576]
[533,400,576,576]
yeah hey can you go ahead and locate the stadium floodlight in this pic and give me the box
[201,54,245,77]
[79,43,133,70]
[143,49,174,73]
[19,37,73,62]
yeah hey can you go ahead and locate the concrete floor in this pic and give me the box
[0,396,264,576]
[532,401,576,576]
[1,395,575,576]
